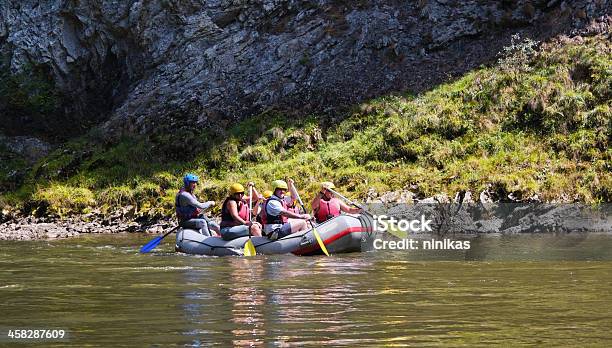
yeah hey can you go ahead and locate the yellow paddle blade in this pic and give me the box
[313,228,330,256]
[244,239,256,257]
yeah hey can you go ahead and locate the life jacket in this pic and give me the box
[284,196,301,214]
[256,201,265,224]
[260,195,288,226]
[175,188,202,221]
[220,197,250,227]
[315,197,341,223]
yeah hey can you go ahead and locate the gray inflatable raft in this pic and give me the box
[175,214,374,256]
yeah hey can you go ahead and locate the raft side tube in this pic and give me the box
[293,214,369,256]
[176,214,372,256]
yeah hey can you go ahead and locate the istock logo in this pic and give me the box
[373,215,433,234]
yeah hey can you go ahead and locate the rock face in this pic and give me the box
[1,0,610,138]
[0,135,51,162]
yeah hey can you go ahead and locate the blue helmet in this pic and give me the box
[183,173,199,187]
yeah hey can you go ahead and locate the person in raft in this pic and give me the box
[175,173,220,236]
[311,181,362,223]
[255,190,273,224]
[260,179,312,240]
[283,191,300,214]
[219,182,263,240]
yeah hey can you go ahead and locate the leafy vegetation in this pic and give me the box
[0,35,610,218]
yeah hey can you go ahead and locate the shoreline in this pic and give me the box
[0,216,172,241]
[2,198,610,241]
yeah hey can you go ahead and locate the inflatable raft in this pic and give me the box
[175,214,374,256]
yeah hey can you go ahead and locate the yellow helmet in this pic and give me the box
[321,181,335,190]
[263,190,273,199]
[229,183,245,194]
[271,180,288,190]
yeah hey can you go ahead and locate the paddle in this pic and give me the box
[243,185,257,257]
[326,187,372,217]
[293,187,330,256]
[140,226,179,253]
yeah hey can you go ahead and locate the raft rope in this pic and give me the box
[249,232,305,249]
[179,232,304,252]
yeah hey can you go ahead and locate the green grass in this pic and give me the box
[0,35,610,218]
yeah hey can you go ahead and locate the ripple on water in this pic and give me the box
[0,284,22,289]
[2,234,612,346]
[132,266,195,270]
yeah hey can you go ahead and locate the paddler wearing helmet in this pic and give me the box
[311,181,362,223]
[219,182,263,240]
[259,179,312,240]
[175,173,220,236]
[255,189,273,224]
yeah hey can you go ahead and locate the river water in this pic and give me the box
[1,233,612,347]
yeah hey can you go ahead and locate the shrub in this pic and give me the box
[98,185,134,208]
[498,34,539,74]
[33,184,95,216]
[239,145,272,162]
[152,171,177,190]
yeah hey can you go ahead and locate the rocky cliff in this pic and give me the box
[1,0,610,140]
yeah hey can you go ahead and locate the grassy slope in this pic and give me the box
[1,35,610,219]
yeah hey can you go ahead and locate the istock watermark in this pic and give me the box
[371,214,470,250]
[373,214,433,233]
[360,203,611,254]
[372,238,471,250]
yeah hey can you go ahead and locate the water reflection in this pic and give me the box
[177,256,378,346]
[228,258,266,347]
[178,257,267,346]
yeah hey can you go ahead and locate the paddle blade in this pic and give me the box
[140,236,163,253]
[313,228,330,256]
[244,239,257,257]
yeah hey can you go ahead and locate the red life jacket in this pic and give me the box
[284,197,299,214]
[220,197,250,227]
[260,195,288,226]
[315,197,341,223]
[175,188,202,221]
